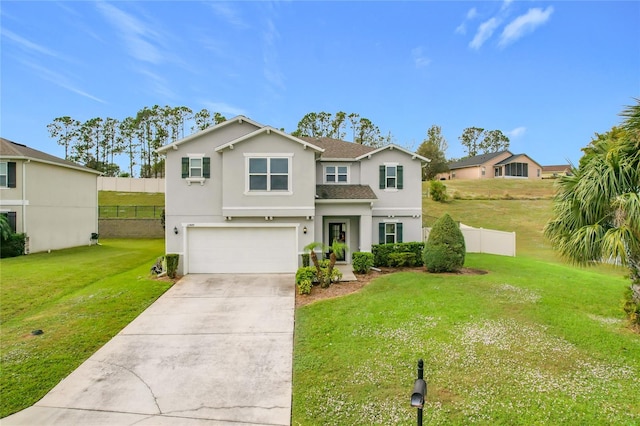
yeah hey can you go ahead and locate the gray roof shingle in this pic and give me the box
[448,150,511,169]
[299,136,375,159]
[0,137,101,174]
[316,184,377,200]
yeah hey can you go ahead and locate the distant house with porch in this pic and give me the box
[541,165,572,179]
[438,150,543,180]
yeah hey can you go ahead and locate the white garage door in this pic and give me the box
[187,226,298,273]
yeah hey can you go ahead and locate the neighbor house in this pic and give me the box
[0,138,101,253]
[157,116,429,274]
[439,150,543,180]
[541,165,572,179]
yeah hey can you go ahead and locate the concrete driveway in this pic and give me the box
[4,274,295,426]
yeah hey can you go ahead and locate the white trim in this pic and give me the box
[222,206,314,211]
[315,199,376,204]
[382,219,399,223]
[0,199,29,206]
[216,127,324,153]
[355,143,430,162]
[157,115,265,153]
[185,177,205,186]
[372,207,421,211]
[245,154,293,194]
[324,218,350,264]
[323,163,350,184]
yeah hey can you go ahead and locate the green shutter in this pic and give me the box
[203,157,211,178]
[379,223,385,244]
[397,165,403,189]
[7,162,16,188]
[181,157,189,178]
[379,165,386,189]
[397,223,403,243]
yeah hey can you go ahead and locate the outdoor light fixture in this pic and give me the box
[173,226,179,235]
[410,359,427,426]
[303,226,307,234]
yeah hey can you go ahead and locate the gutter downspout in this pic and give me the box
[22,160,30,253]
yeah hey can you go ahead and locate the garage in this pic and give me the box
[186,225,298,274]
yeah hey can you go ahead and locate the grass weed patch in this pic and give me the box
[292,254,639,425]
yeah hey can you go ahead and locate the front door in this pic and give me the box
[328,222,347,261]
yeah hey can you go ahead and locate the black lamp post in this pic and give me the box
[410,359,427,426]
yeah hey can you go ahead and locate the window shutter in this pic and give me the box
[181,157,189,178]
[8,162,16,188]
[397,165,403,189]
[379,165,386,189]
[379,223,385,244]
[397,223,403,243]
[203,157,211,178]
[7,212,17,233]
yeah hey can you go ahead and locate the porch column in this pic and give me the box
[360,212,372,252]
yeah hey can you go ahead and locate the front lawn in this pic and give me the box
[0,239,171,418]
[292,254,640,425]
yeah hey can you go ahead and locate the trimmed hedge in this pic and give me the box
[388,252,417,267]
[372,242,425,267]
[0,234,26,258]
[423,213,465,272]
[352,252,374,273]
[165,253,179,278]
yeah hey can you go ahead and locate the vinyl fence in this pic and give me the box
[423,224,516,257]
[98,177,165,193]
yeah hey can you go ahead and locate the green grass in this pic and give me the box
[0,239,171,418]
[432,179,557,200]
[292,254,639,425]
[98,191,164,206]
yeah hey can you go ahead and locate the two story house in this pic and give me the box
[0,137,100,254]
[157,116,429,274]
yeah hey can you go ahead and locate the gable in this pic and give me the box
[215,127,324,153]
[448,151,512,170]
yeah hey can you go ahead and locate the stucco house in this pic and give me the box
[541,164,572,179]
[0,137,101,253]
[157,116,429,274]
[440,150,543,180]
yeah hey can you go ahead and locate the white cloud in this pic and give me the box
[18,59,106,103]
[470,17,500,50]
[1,28,60,57]
[411,47,430,68]
[262,17,285,93]
[500,0,514,12]
[499,6,554,48]
[208,2,248,29]
[201,101,247,117]
[455,7,478,35]
[96,2,163,64]
[506,126,526,139]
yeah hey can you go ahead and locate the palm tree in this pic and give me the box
[0,215,12,240]
[544,100,640,321]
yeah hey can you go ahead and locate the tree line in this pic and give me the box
[47,106,226,177]
[48,106,510,179]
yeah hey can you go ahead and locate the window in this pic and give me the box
[0,162,7,187]
[181,157,210,180]
[504,162,528,177]
[248,157,289,191]
[481,166,486,176]
[379,222,403,244]
[1,212,16,233]
[0,162,16,188]
[379,164,403,190]
[494,167,502,177]
[325,165,348,183]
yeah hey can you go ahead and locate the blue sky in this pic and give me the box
[1,1,639,172]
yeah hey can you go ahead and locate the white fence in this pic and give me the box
[98,177,165,193]
[423,224,516,257]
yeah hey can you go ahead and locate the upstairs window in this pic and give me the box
[379,164,403,190]
[0,162,16,188]
[325,165,348,183]
[248,157,290,192]
[181,156,210,180]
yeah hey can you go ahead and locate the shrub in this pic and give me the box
[623,285,640,329]
[296,266,316,285]
[297,279,312,295]
[423,213,465,272]
[372,242,425,267]
[165,253,179,278]
[295,265,341,294]
[430,180,448,202]
[0,233,26,258]
[301,253,310,267]
[388,252,417,267]
[352,252,374,273]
